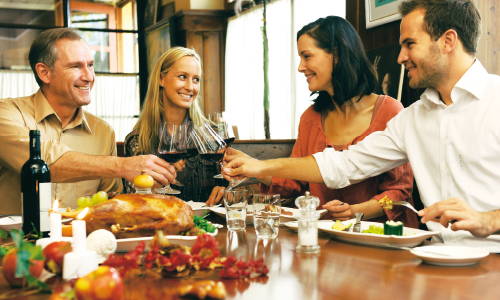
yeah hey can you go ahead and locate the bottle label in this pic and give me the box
[39,182,52,232]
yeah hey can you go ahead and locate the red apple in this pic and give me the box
[74,266,123,300]
[43,241,72,275]
[2,248,44,287]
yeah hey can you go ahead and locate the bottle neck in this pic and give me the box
[30,134,41,159]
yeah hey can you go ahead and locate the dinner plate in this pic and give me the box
[0,216,22,232]
[209,206,328,225]
[318,220,440,248]
[410,245,489,267]
[186,201,219,217]
[115,228,219,252]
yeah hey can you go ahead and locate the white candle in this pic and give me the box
[72,207,89,254]
[50,212,62,240]
[50,200,62,240]
[72,220,86,254]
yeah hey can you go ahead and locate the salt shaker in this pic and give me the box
[295,191,321,253]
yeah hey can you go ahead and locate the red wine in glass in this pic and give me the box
[180,148,199,159]
[159,151,184,164]
[199,153,224,163]
[224,137,235,146]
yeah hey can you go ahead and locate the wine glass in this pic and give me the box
[190,123,227,176]
[156,122,187,195]
[209,112,235,178]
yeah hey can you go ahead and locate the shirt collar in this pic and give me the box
[34,89,91,133]
[419,60,488,110]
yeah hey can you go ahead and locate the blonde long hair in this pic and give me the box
[134,47,208,154]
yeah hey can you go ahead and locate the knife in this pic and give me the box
[353,213,364,233]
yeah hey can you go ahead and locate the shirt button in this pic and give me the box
[443,165,448,171]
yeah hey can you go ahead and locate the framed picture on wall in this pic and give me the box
[365,0,403,29]
[144,0,158,30]
[145,18,171,74]
[366,43,404,101]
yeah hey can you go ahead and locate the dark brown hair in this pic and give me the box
[398,0,481,55]
[297,16,377,112]
[28,28,82,87]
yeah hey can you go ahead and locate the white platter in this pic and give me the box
[318,220,440,248]
[186,201,220,217]
[410,245,489,267]
[209,206,328,225]
[0,216,22,232]
[115,228,218,252]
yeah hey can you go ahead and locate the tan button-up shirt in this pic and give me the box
[0,90,122,215]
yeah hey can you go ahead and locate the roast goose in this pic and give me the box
[59,193,196,239]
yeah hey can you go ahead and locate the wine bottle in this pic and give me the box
[21,130,51,238]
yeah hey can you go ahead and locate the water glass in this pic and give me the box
[252,194,280,239]
[224,189,248,231]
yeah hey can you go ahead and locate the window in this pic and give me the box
[0,0,140,142]
[224,0,345,140]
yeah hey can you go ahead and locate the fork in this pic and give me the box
[226,177,247,192]
[392,201,456,224]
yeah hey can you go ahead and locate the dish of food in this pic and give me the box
[209,206,328,225]
[410,245,489,267]
[115,228,219,252]
[0,216,22,232]
[318,220,440,248]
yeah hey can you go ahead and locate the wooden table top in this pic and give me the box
[2,213,500,300]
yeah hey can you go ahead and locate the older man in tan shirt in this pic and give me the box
[0,28,176,215]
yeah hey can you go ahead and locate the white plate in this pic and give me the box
[186,201,218,217]
[115,228,218,252]
[210,206,328,225]
[318,220,440,248]
[410,245,489,267]
[0,216,22,232]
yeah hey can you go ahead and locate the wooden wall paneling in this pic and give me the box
[476,0,500,75]
[202,31,222,114]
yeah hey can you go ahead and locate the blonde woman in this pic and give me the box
[124,47,225,202]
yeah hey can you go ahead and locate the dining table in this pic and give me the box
[1,212,500,300]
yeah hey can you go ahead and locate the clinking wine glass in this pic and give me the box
[156,122,187,195]
[208,112,236,178]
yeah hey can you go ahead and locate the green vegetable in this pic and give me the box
[193,213,216,234]
[362,225,384,235]
[384,221,403,236]
[0,228,8,240]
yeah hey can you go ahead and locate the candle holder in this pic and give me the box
[62,217,98,280]
[295,191,321,253]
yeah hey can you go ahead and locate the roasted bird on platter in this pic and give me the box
[59,193,197,239]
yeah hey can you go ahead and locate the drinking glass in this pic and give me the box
[252,194,280,239]
[156,122,187,195]
[223,189,248,231]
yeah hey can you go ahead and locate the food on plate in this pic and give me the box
[58,194,196,239]
[384,220,403,236]
[43,241,72,275]
[191,214,216,235]
[362,225,384,235]
[331,220,352,231]
[247,207,293,216]
[74,266,123,300]
[87,229,118,263]
[177,280,227,299]
[378,196,393,210]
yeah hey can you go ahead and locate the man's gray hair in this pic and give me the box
[28,28,82,87]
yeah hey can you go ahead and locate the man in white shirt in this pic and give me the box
[224,0,500,251]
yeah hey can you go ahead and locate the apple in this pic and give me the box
[43,241,72,275]
[74,266,123,300]
[2,248,44,287]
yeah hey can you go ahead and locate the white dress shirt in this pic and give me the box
[313,60,500,252]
